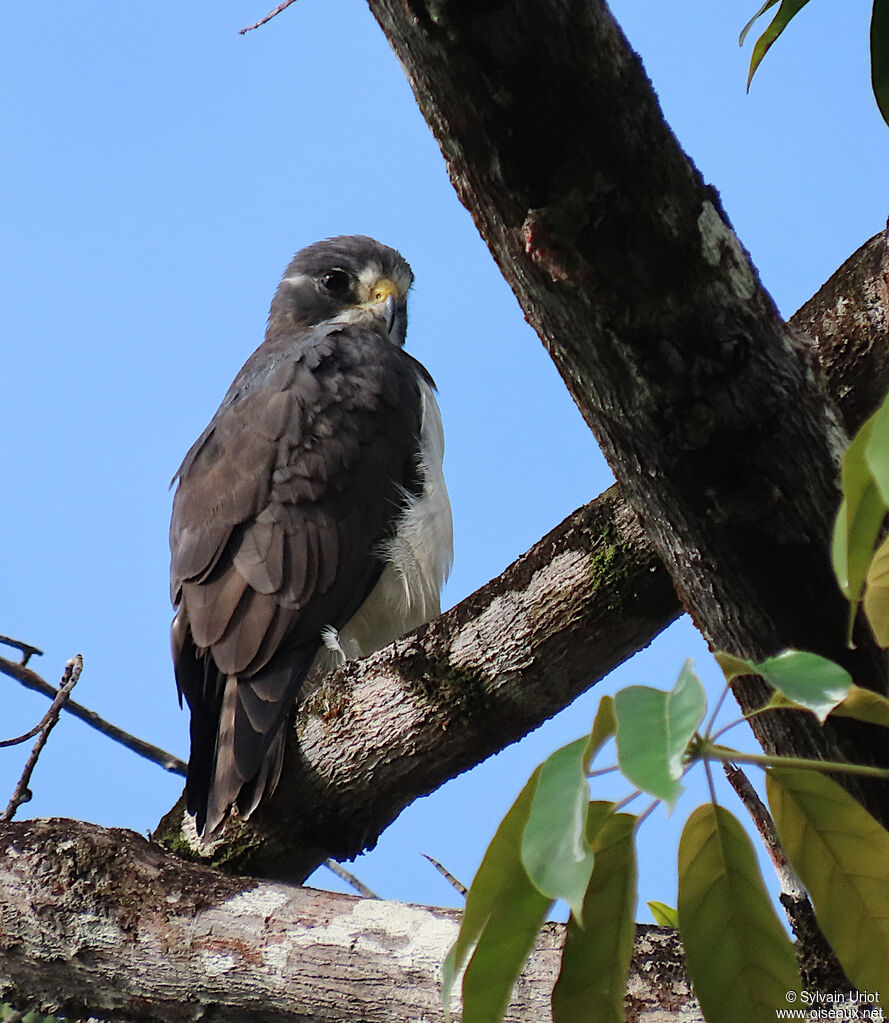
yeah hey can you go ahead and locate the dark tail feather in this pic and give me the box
[186,647,316,837]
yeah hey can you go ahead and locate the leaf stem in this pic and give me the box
[701,743,889,780]
[709,704,779,744]
[704,680,732,739]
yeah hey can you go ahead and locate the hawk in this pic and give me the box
[170,236,453,836]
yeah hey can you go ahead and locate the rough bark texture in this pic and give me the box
[157,488,680,879]
[0,819,702,1023]
[156,227,889,879]
[796,224,889,434]
[365,0,889,816]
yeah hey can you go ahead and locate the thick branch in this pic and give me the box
[0,819,699,1022]
[367,0,889,816]
[158,488,679,878]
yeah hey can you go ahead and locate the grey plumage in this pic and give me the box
[170,236,452,835]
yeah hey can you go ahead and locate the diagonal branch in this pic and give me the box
[0,653,187,776]
[367,0,889,824]
[2,656,82,822]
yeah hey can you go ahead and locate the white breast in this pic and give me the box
[319,379,453,664]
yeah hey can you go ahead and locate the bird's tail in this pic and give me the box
[185,649,314,837]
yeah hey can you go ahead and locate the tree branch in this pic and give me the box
[0,818,700,1023]
[365,0,889,821]
[2,656,82,822]
[0,652,187,776]
[157,487,680,877]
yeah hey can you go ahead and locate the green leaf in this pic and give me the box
[832,415,887,606]
[584,695,616,773]
[615,660,707,807]
[442,767,553,1021]
[647,900,679,928]
[873,0,889,128]
[832,684,889,728]
[521,737,596,920]
[753,649,853,723]
[552,809,638,1023]
[865,533,889,646]
[768,768,889,999]
[678,804,801,1023]
[744,0,813,90]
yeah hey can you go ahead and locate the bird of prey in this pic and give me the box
[170,236,452,837]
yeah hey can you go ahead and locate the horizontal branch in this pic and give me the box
[0,818,701,1023]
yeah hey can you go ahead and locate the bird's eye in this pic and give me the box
[319,269,352,297]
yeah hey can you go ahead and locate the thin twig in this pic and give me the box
[238,0,299,34]
[2,655,83,822]
[0,653,186,776]
[421,853,467,897]
[722,762,804,899]
[633,798,660,831]
[0,634,43,666]
[0,714,60,748]
[323,858,377,899]
[704,756,717,805]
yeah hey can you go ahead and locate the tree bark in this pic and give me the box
[364,0,889,817]
[156,227,889,879]
[0,818,701,1022]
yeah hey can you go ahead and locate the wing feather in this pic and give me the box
[171,321,427,834]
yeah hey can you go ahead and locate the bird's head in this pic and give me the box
[267,235,414,346]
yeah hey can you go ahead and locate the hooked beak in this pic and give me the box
[368,277,406,345]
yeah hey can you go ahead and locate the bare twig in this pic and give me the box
[421,853,467,897]
[2,655,83,822]
[0,635,43,666]
[322,859,377,899]
[0,652,186,776]
[238,0,299,34]
[722,761,803,896]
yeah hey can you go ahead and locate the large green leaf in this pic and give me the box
[551,808,638,1023]
[442,767,553,1021]
[865,533,889,646]
[754,649,852,723]
[678,804,801,1023]
[743,0,814,89]
[832,415,886,606]
[874,0,889,128]
[615,660,707,806]
[767,768,889,999]
[521,737,595,920]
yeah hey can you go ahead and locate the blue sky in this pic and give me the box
[2,0,887,916]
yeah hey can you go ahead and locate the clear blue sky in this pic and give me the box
[2,0,887,915]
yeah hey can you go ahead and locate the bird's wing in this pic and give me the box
[170,322,424,832]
